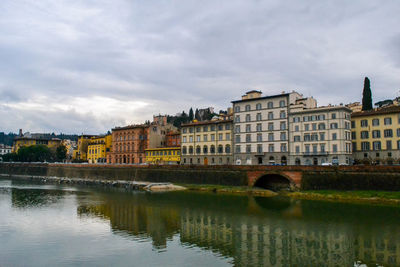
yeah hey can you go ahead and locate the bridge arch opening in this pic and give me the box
[253,173,292,191]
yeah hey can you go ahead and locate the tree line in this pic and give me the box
[1,145,67,163]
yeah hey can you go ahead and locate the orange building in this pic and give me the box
[109,115,176,164]
[166,131,181,147]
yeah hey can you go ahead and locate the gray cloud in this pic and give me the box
[0,0,399,133]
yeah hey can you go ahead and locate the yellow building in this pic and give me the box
[145,147,181,165]
[12,137,62,153]
[87,135,112,164]
[351,105,400,165]
[73,135,98,161]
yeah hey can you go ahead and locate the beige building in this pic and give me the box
[232,90,314,165]
[181,117,233,165]
[289,104,352,165]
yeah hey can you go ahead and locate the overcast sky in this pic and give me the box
[1,0,399,134]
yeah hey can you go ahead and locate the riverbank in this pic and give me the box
[177,183,278,197]
[287,190,400,205]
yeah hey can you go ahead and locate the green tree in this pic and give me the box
[195,108,201,121]
[362,77,373,111]
[188,108,194,121]
[56,145,67,161]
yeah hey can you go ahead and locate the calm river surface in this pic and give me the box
[0,178,400,267]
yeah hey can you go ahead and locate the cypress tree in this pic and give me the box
[362,77,373,111]
[195,108,201,121]
[188,108,194,121]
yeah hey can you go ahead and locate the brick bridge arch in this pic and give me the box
[247,170,302,190]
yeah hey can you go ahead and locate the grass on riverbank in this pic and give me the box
[287,190,400,204]
[176,183,278,197]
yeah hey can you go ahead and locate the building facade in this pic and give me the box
[232,90,313,165]
[73,135,98,161]
[166,131,181,147]
[289,105,352,165]
[0,144,11,155]
[12,137,62,153]
[145,147,181,165]
[181,118,233,165]
[87,135,112,164]
[109,116,176,164]
[351,105,400,165]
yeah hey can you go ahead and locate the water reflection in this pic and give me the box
[77,190,400,267]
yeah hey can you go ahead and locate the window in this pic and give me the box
[305,145,310,153]
[387,140,392,150]
[235,115,240,123]
[257,144,263,153]
[372,130,381,138]
[196,135,200,142]
[225,124,231,130]
[361,142,370,151]
[372,119,379,126]
[294,136,300,142]
[320,144,325,152]
[226,133,230,140]
[246,145,251,153]
[280,132,287,141]
[311,133,318,141]
[312,144,318,153]
[384,129,393,138]
[235,125,240,133]
[268,133,274,141]
[225,145,231,153]
[373,141,381,151]
[189,127,194,133]
[256,123,262,131]
[305,124,309,131]
[267,102,273,109]
[293,117,300,123]
[361,131,369,139]
[304,134,310,141]
[351,132,356,139]
[189,136,193,142]
[295,146,300,153]
[295,125,299,132]
[331,113,336,119]
[332,133,337,140]
[218,133,223,141]
[352,142,357,152]
[210,145,215,154]
[235,135,241,143]
[246,124,251,132]
[384,117,392,125]
[256,113,262,121]
[351,121,355,128]
[332,144,337,152]
[182,146,187,154]
[234,106,240,112]
[203,146,208,154]
[257,134,262,142]
[268,123,274,131]
[256,103,262,110]
[196,127,201,132]
[218,145,223,153]
[246,114,251,122]
[245,105,251,111]
[183,136,187,143]
[280,121,286,130]
[246,134,251,142]
[189,146,193,154]
[280,143,287,152]
[330,123,338,129]
[280,111,286,119]
[211,134,215,141]
[268,144,274,152]
[235,145,241,153]
[279,100,285,107]
[318,123,325,130]
[210,125,215,131]
[218,125,223,131]
[398,128,400,137]
[268,112,273,120]
[398,140,400,149]
[183,128,187,133]
[312,123,317,130]
[203,126,208,132]
[361,120,368,127]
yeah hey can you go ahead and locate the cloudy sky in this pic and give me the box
[0,0,399,134]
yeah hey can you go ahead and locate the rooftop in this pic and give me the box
[181,119,233,127]
[351,105,400,118]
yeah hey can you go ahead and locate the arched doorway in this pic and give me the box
[295,158,301,165]
[204,157,208,165]
[258,157,263,165]
[253,174,292,191]
[313,157,318,165]
[281,156,287,165]
[269,156,275,165]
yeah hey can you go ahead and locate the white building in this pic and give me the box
[288,104,352,165]
[0,144,11,155]
[232,90,315,165]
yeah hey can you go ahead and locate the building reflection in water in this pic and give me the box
[77,191,400,266]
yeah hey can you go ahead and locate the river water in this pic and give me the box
[0,178,399,267]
